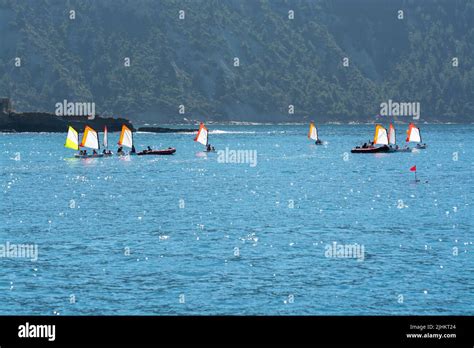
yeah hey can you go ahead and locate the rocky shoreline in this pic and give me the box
[0,112,196,133]
[0,111,133,133]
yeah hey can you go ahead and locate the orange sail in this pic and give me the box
[388,123,396,145]
[308,122,318,141]
[118,125,133,148]
[194,122,208,146]
[373,124,388,145]
[406,123,421,143]
[80,126,99,149]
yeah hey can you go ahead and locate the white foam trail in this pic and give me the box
[209,130,256,134]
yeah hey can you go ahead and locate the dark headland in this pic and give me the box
[0,98,196,133]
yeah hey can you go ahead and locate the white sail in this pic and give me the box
[373,125,388,145]
[308,122,318,141]
[407,125,421,143]
[64,126,79,150]
[103,126,108,148]
[389,124,396,145]
[118,125,133,148]
[195,122,208,146]
[80,126,99,150]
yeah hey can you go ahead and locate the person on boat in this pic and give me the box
[131,145,136,154]
[315,139,323,145]
[93,150,97,155]
[103,149,107,154]
[83,150,87,155]
[117,146,124,155]
[142,146,152,154]
[362,143,367,148]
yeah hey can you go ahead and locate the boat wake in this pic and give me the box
[209,130,257,134]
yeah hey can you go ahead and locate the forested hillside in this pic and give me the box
[0,0,472,123]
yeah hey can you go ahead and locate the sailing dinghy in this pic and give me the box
[194,122,215,152]
[308,121,322,145]
[406,123,427,149]
[102,126,113,156]
[388,123,411,152]
[117,125,135,155]
[351,124,390,153]
[75,126,104,158]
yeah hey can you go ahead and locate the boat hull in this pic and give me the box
[74,154,104,158]
[137,148,176,156]
[351,146,390,153]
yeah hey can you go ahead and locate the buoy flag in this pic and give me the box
[410,165,417,172]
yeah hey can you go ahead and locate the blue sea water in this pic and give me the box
[0,124,473,315]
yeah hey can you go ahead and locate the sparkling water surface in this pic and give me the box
[1,125,473,315]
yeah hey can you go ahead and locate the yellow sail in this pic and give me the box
[64,126,79,150]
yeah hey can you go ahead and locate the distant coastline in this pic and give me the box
[0,98,197,133]
[1,99,471,133]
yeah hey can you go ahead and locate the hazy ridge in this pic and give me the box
[0,0,472,123]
